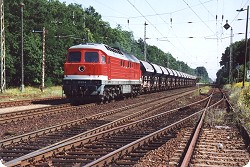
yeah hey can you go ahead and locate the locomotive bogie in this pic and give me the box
[63,79,141,97]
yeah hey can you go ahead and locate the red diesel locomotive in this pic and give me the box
[63,43,197,102]
[63,43,141,101]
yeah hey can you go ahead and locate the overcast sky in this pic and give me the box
[60,0,249,80]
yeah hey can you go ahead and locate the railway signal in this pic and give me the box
[223,20,233,84]
[223,21,230,30]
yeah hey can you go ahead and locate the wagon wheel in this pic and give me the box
[103,88,110,103]
[109,89,116,102]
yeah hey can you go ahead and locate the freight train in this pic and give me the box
[63,43,197,102]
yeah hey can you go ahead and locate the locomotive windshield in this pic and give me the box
[68,52,81,62]
[85,52,99,63]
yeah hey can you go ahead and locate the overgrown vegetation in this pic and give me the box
[225,82,250,131]
[205,109,232,127]
[199,85,211,94]
[215,22,250,131]
[1,0,210,89]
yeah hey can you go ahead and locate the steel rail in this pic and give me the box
[0,97,64,108]
[0,88,194,124]
[0,98,141,148]
[4,91,208,166]
[0,104,78,123]
[180,89,217,167]
[0,89,196,147]
[2,89,201,150]
[0,103,71,118]
[223,94,250,152]
[183,90,250,167]
[84,96,223,167]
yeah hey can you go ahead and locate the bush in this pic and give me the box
[226,82,250,131]
[242,88,250,107]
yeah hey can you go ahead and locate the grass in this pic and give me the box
[200,86,211,94]
[0,86,63,102]
[193,85,211,96]
[225,82,250,131]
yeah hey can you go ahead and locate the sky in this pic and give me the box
[60,0,249,80]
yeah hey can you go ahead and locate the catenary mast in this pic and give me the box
[0,0,5,93]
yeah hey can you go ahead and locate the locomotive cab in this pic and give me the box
[63,46,108,98]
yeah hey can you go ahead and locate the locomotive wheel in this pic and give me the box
[109,92,115,102]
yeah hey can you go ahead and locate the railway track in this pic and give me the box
[0,90,199,145]
[0,87,197,124]
[2,89,216,166]
[0,89,201,163]
[189,127,249,166]
[0,103,94,124]
[0,97,65,108]
[0,88,198,139]
[166,90,250,167]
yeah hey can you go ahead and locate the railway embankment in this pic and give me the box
[224,82,250,132]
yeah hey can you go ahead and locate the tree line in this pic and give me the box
[2,0,210,88]
[216,38,250,85]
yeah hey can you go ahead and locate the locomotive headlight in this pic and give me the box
[78,66,85,72]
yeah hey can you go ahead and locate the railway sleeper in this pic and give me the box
[192,155,249,161]
[55,154,99,160]
[115,160,137,165]
[190,159,248,166]
[101,138,136,142]
[67,151,108,155]
[51,158,91,164]
[83,144,121,149]
[71,148,113,153]
[0,153,22,159]
[124,153,145,158]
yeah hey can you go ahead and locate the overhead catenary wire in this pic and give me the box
[58,0,249,80]
[230,0,249,26]
[102,0,214,19]
[182,0,221,41]
[126,0,166,39]
[182,0,225,69]
[127,0,191,63]
[144,0,195,63]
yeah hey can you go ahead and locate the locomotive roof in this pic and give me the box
[69,43,197,79]
[69,43,140,63]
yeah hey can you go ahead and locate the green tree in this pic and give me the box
[217,38,250,85]
[195,66,209,83]
[24,34,43,85]
[3,0,202,88]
